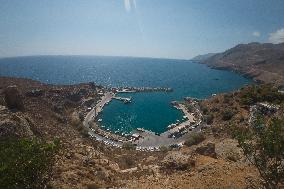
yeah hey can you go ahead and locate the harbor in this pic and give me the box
[83,87,204,151]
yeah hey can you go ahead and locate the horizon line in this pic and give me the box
[0,54,195,61]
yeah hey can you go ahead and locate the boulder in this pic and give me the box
[0,106,33,138]
[3,85,24,110]
[195,142,217,158]
[161,152,195,171]
[108,162,120,172]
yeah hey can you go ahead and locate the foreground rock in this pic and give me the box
[195,142,217,158]
[0,105,33,138]
[3,85,24,111]
[161,151,195,171]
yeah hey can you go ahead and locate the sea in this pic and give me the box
[0,56,252,134]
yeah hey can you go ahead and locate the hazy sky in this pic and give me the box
[0,0,284,59]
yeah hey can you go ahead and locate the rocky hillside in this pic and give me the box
[3,77,283,188]
[196,42,284,86]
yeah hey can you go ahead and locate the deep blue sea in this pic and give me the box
[0,56,252,134]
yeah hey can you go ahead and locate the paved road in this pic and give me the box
[84,92,113,124]
[83,92,123,148]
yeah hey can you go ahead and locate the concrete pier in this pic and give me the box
[113,96,132,103]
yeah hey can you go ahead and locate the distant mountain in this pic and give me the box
[198,42,284,86]
[191,53,217,62]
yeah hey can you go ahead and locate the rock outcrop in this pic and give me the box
[0,105,33,138]
[195,142,217,158]
[161,151,195,171]
[3,85,24,110]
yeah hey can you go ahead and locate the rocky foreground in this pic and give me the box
[1,77,283,188]
[194,42,284,86]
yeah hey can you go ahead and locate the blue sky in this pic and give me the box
[0,0,284,59]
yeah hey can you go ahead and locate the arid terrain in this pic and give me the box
[1,77,283,189]
[195,42,284,86]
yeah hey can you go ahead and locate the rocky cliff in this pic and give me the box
[196,42,284,86]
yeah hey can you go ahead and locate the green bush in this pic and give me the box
[240,84,284,106]
[233,117,284,189]
[71,119,89,138]
[159,145,169,153]
[223,94,232,104]
[200,106,209,115]
[222,109,235,121]
[0,138,59,189]
[184,132,205,147]
[203,114,214,124]
[80,127,90,138]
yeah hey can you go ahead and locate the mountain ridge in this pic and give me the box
[195,42,284,86]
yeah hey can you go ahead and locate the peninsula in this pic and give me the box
[194,42,284,86]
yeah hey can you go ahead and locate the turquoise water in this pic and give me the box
[0,56,252,134]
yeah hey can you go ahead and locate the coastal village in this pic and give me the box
[0,77,283,189]
[80,86,205,151]
[1,1,284,188]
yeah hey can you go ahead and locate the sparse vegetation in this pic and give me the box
[184,132,205,147]
[233,117,284,189]
[239,84,284,106]
[200,106,209,114]
[225,149,241,162]
[87,183,101,189]
[203,114,214,124]
[159,145,169,153]
[71,117,89,137]
[0,138,60,189]
[222,109,235,121]
[223,94,232,104]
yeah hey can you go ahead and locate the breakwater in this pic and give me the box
[113,87,173,93]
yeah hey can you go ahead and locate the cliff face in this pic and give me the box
[198,42,284,85]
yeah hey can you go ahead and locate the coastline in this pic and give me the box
[82,87,205,151]
[191,42,284,87]
[192,60,260,84]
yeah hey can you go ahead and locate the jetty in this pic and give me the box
[113,96,132,103]
[114,86,173,93]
